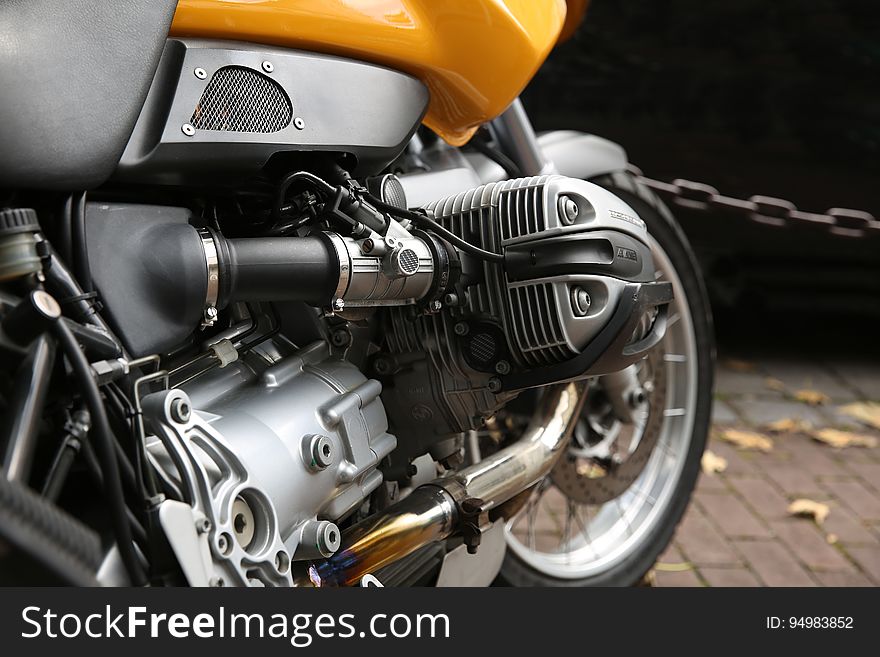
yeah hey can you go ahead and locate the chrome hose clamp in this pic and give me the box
[323,231,351,306]
[197,228,220,327]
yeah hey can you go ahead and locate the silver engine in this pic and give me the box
[142,340,394,586]
[378,175,671,461]
[131,174,671,586]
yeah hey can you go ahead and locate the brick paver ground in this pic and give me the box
[656,357,880,586]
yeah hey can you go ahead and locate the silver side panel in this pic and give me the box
[465,131,629,186]
[538,130,628,180]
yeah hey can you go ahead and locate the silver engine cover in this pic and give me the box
[144,340,395,586]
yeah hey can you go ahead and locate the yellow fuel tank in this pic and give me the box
[171,0,566,145]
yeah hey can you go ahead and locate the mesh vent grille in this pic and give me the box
[398,248,419,275]
[469,332,497,363]
[190,66,292,133]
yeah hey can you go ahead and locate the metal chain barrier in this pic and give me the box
[627,164,880,239]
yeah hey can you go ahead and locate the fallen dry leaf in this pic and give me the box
[701,450,728,475]
[576,460,607,478]
[724,359,756,373]
[788,499,830,524]
[655,561,695,573]
[811,428,878,449]
[719,428,774,452]
[795,389,831,406]
[838,401,880,431]
[826,533,839,545]
[765,417,812,434]
[765,377,787,392]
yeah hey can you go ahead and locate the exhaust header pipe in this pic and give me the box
[310,381,586,587]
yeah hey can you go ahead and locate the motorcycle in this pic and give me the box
[0,0,713,587]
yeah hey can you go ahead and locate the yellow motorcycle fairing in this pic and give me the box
[170,0,567,146]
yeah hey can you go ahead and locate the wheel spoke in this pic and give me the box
[657,438,678,459]
[522,478,550,551]
[571,503,597,557]
[630,484,657,506]
[616,498,634,537]
[527,495,539,551]
[560,499,575,556]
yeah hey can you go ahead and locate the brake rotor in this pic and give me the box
[551,345,667,505]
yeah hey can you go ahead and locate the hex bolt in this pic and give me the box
[306,434,333,471]
[454,322,470,336]
[231,497,256,550]
[298,520,341,559]
[443,293,459,306]
[170,397,192,423]
[317,521,341,556]
[202,305,219,326]
[362,238,375,254]
[559,195,579,225]
[373,356,393,375]
[216,534,229,554]
[331,327,351,347]
[261,60,274,73]
[209,577,225,587]
[495,360,511,375]
[487,377,502,393]
[181,123,196,137]
[628,388,648,407]
[294,117,305,130]
[427,300,442,313]
[331,298,345,313]
[194,67,207,80]
[570,286,592,317]
[195,518,212,534]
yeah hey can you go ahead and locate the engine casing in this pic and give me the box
[376,175,671,460]
[144,340,395,584]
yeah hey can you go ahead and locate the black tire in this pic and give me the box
[498,170,715,587]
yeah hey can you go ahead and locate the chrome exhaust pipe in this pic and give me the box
[311,382,586,586]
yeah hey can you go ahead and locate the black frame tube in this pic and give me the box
[1,334,56,482]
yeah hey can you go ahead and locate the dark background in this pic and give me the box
[523,0,879,349]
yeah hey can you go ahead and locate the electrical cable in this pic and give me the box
[364,193,505,263]
[71,191,93,293]
[50,319,146,585]
[273,171,337,219]
[469,135,523,179]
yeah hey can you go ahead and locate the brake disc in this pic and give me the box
[551,345,667,505]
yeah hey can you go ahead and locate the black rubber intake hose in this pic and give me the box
[213,232,341,307]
